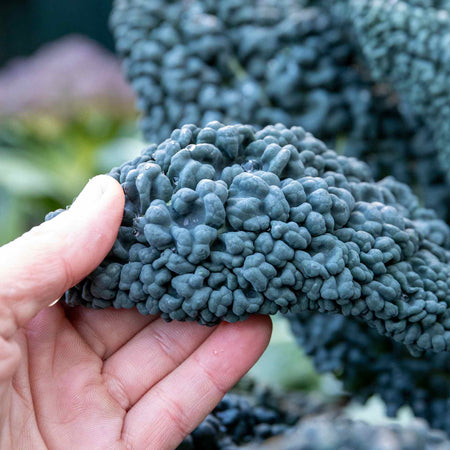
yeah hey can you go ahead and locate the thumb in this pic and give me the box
[0,175,124,338]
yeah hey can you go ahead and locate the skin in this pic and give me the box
[0,175,272,450]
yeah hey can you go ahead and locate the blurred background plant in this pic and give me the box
[0,34,144,245]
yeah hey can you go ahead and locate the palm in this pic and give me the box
[6,304,270,449]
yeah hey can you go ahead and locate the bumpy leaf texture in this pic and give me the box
[180,386,450,449]
[110,0,450,221]
[337,0,450,179]
[290,312,450,434]
[179,386,300,449]
[47,122,450,356]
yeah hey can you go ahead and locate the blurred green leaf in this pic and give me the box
[0,153,56,197]
[0,113,140,245]
[248,317,320,391]
[95,136,145,171]
[0,187,24,245]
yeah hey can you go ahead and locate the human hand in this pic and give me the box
[0,176,272,449]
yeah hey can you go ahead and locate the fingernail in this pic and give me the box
[71,175,111,209]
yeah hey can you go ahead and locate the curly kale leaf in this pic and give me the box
[48,122,450,355]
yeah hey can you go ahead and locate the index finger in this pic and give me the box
[0,175,124,338]
[122,315,272,449]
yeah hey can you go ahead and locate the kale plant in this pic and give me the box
[48,122,450,356]
[248,414,450,449]
[179,385,300,449]
[290,311,450,434]
[179,384,450,449]
[338,0,450,180]
[110,0,450,221]
[45,1,450,446]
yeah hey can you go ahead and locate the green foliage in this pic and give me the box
[248,317,319,391]
[0,111,142,245]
